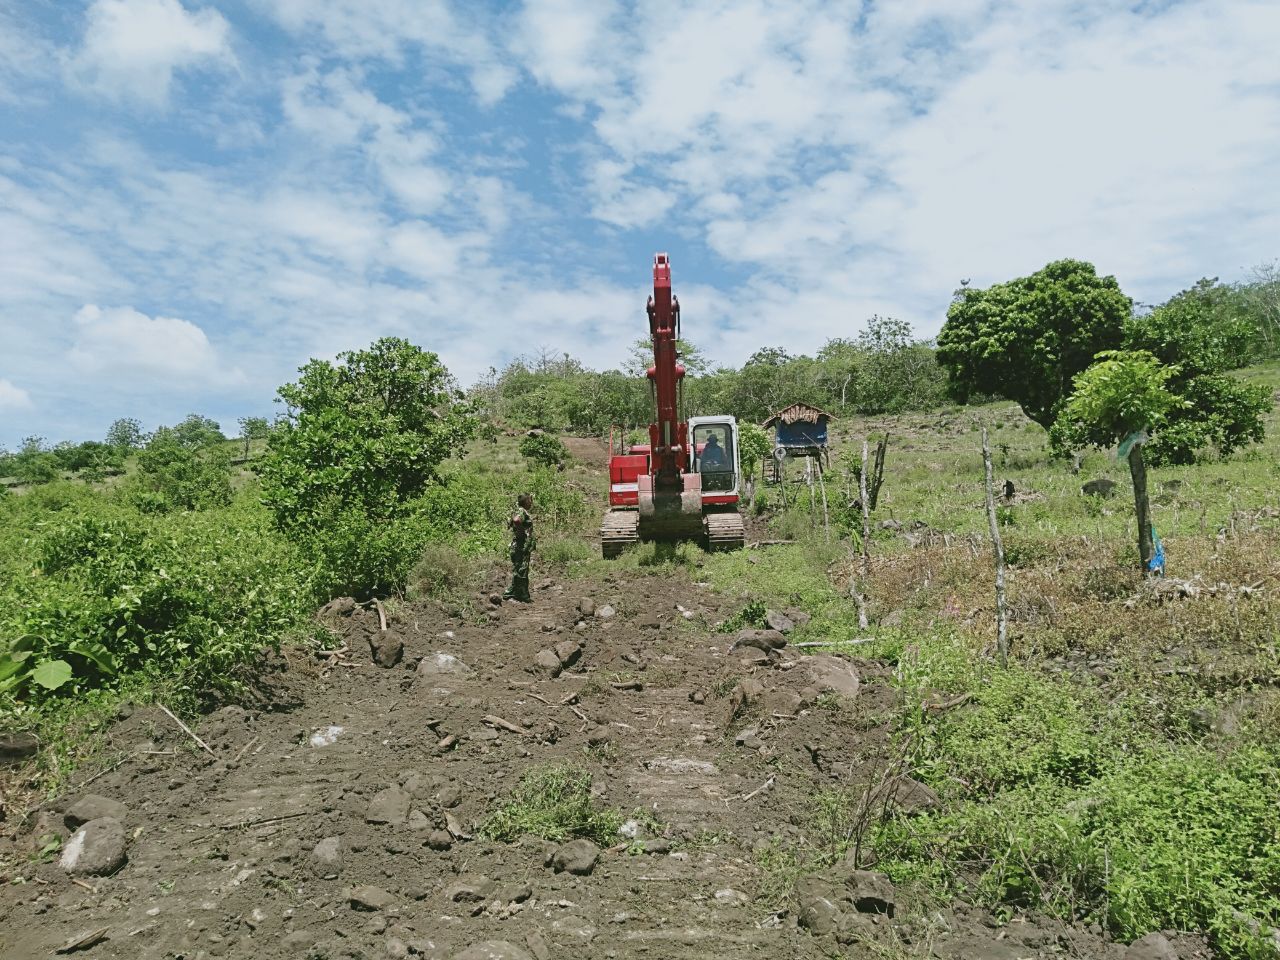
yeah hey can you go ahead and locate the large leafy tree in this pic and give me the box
[1123,279,1269,464]
[259,338,477,528]
[937,259,1132,428]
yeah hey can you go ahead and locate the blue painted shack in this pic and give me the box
[763,403,834,450]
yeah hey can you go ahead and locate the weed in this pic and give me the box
[479,764,623,845]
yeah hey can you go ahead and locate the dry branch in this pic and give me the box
[981,425,1010,667]
[158,704,215,756]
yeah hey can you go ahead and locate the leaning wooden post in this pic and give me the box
[1127,441,1154,574]
[817,458,831,541]
[854,438,871,630]
[981,425,1009,667]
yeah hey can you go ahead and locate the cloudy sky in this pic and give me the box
[2,0,1278,446]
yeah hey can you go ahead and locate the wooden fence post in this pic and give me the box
[981,425,1009,666]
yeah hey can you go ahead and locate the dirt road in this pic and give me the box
[1,530,1150,958]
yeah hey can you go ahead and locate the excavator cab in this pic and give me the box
[690,416,739,495]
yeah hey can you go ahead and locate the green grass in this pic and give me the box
[479,763,624,845]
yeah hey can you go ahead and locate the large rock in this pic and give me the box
[1124,933,1179,960]
[369,632,404,668]
[64,795,129,831]
[550,838,600,876]
[452,943,535,960]
[553,640,582,668]
[310,836,343,878]
[764,610,796,634]
[416,652,472,677]
[443,875,496,902]
[0,733,38,766]
[846,870,896,916]
[59,817,127,876]
[731,629,787,652]
[349,885,397,911]
[796,877,843,935]
[1082,478,1118,499]
[366,786,411,826]
[880,776,940,815]
[803,656,860,698]
[533,649,563,678]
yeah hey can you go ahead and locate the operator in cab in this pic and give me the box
[700,433,726,470]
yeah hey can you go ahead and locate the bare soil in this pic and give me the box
[0,520,1201,958]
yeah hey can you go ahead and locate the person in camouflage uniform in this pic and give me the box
[503,493,536,602]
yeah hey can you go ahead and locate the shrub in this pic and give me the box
[131,428,233,511]
[519,432,568,468]
[480,764,623,844]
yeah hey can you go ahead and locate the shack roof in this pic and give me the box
[762,402,836,428]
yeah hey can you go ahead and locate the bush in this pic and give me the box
[480,764,623,845]
[519,432,568,468]
[131,428,233,511]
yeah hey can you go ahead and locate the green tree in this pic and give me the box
[105,417,145,450]
[170,414,225,450]
[1123,280,1269,464]
[937,260,1132,428]
[519,432,568,468]
[1052,351,1183,573]
[258,337,477,597]
[134,427,233,511]
[237,416,271,460]
[737,422,771,482]
[14,436,59,486]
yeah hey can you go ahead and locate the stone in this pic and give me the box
[443,875,495,902]
[689,690,705,704]
[281,930,317,950]
[550,838,600,876]
[452,943,535,960]
[881,777,940,815]
[533,649,563,678]
[64,794,129,830]
[436,784,463,808]
[310,836,343,878]
[59,817,127,876]
[845,870,896,916]
[596,604,616,619]
[416,652,472,677]
[1124,933,1179,960]
[732,628,787,652]
[318,597,358,619]
[576,598,596,618]
[796,877,843,935]
[385,937,410,958]
[406,809,431,831]
[1082,478,1118,499]
[525,931,551,960]
[803,656,860,697]
[369,632,404,668]
[349,885,397,911]
[764,610,796,634]
[553,640,582,668]
[0,732,38,766]
[646,757,719,775]
[642,839,670,855]
[714,888,748,904]
[366,786,411,826]
[425,830,453,851]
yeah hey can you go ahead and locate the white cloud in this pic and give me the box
[70,0,234,105]
[0,378,32,411]
[69,304,240,385]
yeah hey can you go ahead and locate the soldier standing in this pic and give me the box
[504,493,536,602]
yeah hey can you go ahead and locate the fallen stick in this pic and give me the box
[739,776,775,802]
[231,736,259,765]
[525,692,552,706]
[55,928,109,954]
[924,692,973,714]
[791,639,874,649]
[483,714,532,736]
[217,810,310,830]
[69,878,97,893]
[559,689,581,705]
[609,680,643,691]
[158,705,215,756]
[76,752,136,789]
[568,705,589,724]
[372,599,388,632]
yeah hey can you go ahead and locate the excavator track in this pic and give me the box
[704,513,746,552]
[600,510,640,559]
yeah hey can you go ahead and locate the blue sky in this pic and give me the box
[1,0,1278,446]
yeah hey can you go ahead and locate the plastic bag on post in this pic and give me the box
[1116,429,1149,460]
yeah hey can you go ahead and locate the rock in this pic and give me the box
[416,653,472,677]
[318,597,358,619]
[0,732,38,766]
[349,885,397,911]
[645,757,719,775]
[845,870,896,916]
[576,598,596,618]
[64,794,129,830]
[424,830,453,851]
[714,888,748,904]
[764,610,795,634]
[550,838,600,875]
[1124,933,1179,960]
[881,776,939,815]
[1082,478,1118,498]
[310,836,343,878]
[366,786,411,826]
[369,631,404,668]
[385,937,410,958]
[533,649,563,678]
[617,819,641,839]
[796,877,843,935]
[689,690,705,704]
[59,817,127,876]
[443,875,495,903]
[436,784,463,808]
[525,930,551,960]
[281,930,318,950]
[553,640,582,667]
[731,628,787,652]
[402,772,439,798]
[641,839,670,855]
[878,519,903,532]
[803,656,860,697]
[406,809,431,831]
[596,604,616,619]
[452,943,535,960]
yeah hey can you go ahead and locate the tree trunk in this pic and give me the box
[1128,442,1154,574]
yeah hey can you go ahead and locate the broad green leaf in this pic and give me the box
[30,659,73,690]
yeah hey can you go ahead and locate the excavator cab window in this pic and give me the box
[693,424,735,492]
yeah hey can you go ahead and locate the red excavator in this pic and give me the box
[600,253,746,558]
